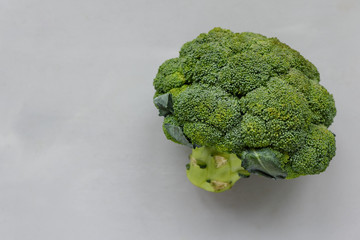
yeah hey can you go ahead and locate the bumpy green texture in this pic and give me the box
[153,28,336,192]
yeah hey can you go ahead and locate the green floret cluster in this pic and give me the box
[153,28,336,192]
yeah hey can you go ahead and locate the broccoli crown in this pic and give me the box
[153,28,336,188]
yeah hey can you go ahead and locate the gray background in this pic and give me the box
[0,0,359,239]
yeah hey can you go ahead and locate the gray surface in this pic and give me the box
[0,0,359,239]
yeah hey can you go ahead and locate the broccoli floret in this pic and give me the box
[288,124,336,177]
[153,27,336,192]
[153,58,186,94]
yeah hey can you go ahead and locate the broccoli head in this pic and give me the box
[153,28,336,192]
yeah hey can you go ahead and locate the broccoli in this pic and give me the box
[153,28,336,192]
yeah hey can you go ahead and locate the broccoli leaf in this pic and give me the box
[153,93,173,116]
[164,123,193,147]
[241,148,287,179]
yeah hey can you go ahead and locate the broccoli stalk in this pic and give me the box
[186,146,250,192]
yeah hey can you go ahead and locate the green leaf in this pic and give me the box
[153,93,173,116]
[164,123,192,147]
[241,148,287,179]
